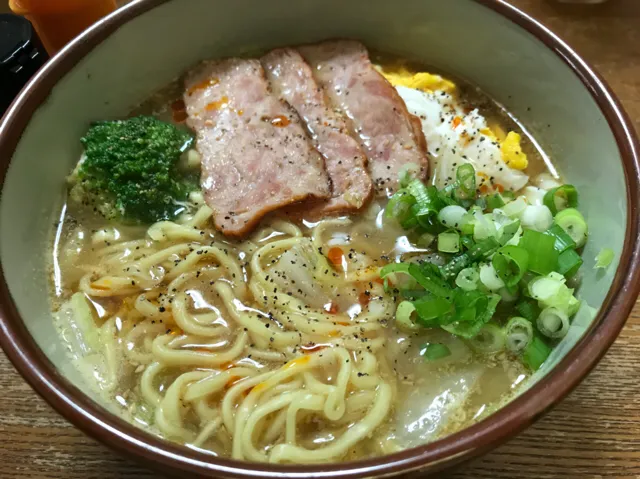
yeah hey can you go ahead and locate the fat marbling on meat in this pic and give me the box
[184,58,330,236]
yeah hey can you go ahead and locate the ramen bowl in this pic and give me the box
[0,0,639,477]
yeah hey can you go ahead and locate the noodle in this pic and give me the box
[56,208,396,462]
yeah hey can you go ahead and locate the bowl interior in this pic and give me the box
[0,0,628,470]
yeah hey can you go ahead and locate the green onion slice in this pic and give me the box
[460,235,475,251]
[414,209,442,233]
[537,306,570,339]
[554,208,588,248]
[469,236,500,260]
[543,184,578,215]
[501,191,516,201]
[407,180,441,216]
[522,335,552,371]
[398,163,421,188]
[453,290,489,324]
[441,253,471,280]
[385,189,415,220]
[499,219,521,246]
[527,272,580,317]
[413,296,453,326]
[437,205,468,229]
[460,218,475,236]
[479,263,505,291]
[439,235,499,280]
[516,299,541,322]
[417,232,436,248]
[486,193,505,211]
[502,196,527,218]
[528,272,565,302]
[557,248,583,277]
[505,316,533,353]
[395,301,420,332]
[520,229,559,275]
[544,224,576,253]
[380,263,411,276]
[398,289,426,300]
[492,245,529,288]
[454,163,476,200]
[438,230,460,253]
[472,210,497,241]
[595,248,614,269]
[467,323,505,353]
[455,267,480,291]
[409,263,452,298]
[420,342,452,361]
[442,293,501,339]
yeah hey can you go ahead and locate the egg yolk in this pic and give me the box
[379,65,528,172]
[500,131,528,170]
[481,122,507,142]
[380,67,456,93]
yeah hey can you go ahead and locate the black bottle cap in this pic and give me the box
[0,14,48,116]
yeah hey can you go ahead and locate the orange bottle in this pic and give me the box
[9,0,117,55]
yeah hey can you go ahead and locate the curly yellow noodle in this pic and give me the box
[171,292,229,337]
[268,383,392,464]
[124,320,167,365]
[192,398,221,423]
[151,332,248,367]
[285,392,325,444]
[60,206,397,463]
[183,368,257,402]
[155,370,211,441]
[221,371,271,435]
[140,361,165,405]
[215,282,301,348]
[183,205,214,228]
[241,391,304,461]
[147,220,208,242]
[192,416,223,448]
[134,291,173,321]
[251,219,302,243]
[311,218,352,252]
[263,407,288,443]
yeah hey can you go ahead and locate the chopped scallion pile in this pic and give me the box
[383,164,589,371]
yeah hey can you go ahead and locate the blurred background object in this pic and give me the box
[0,0,126,117]
[554,0,608,3]
[0,13,47,115]
[8,0,117,54]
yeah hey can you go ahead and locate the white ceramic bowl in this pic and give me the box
[0,1,639,477]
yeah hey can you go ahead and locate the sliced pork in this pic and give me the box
[261,48,373,216]
[184,58,331,236]
[299,40,429,196]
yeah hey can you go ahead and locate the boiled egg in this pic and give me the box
[379,68,530,192]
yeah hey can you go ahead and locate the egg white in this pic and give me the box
[396,85,529,192]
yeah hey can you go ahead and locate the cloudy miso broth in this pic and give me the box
[52,197,528,457]
[49,44,584,463]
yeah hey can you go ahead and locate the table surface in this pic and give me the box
[1,0,639,478]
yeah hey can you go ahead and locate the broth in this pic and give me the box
[49,51,564,463]
[53,198,527,458]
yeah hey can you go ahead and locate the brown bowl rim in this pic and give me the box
[1,0,639,477]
